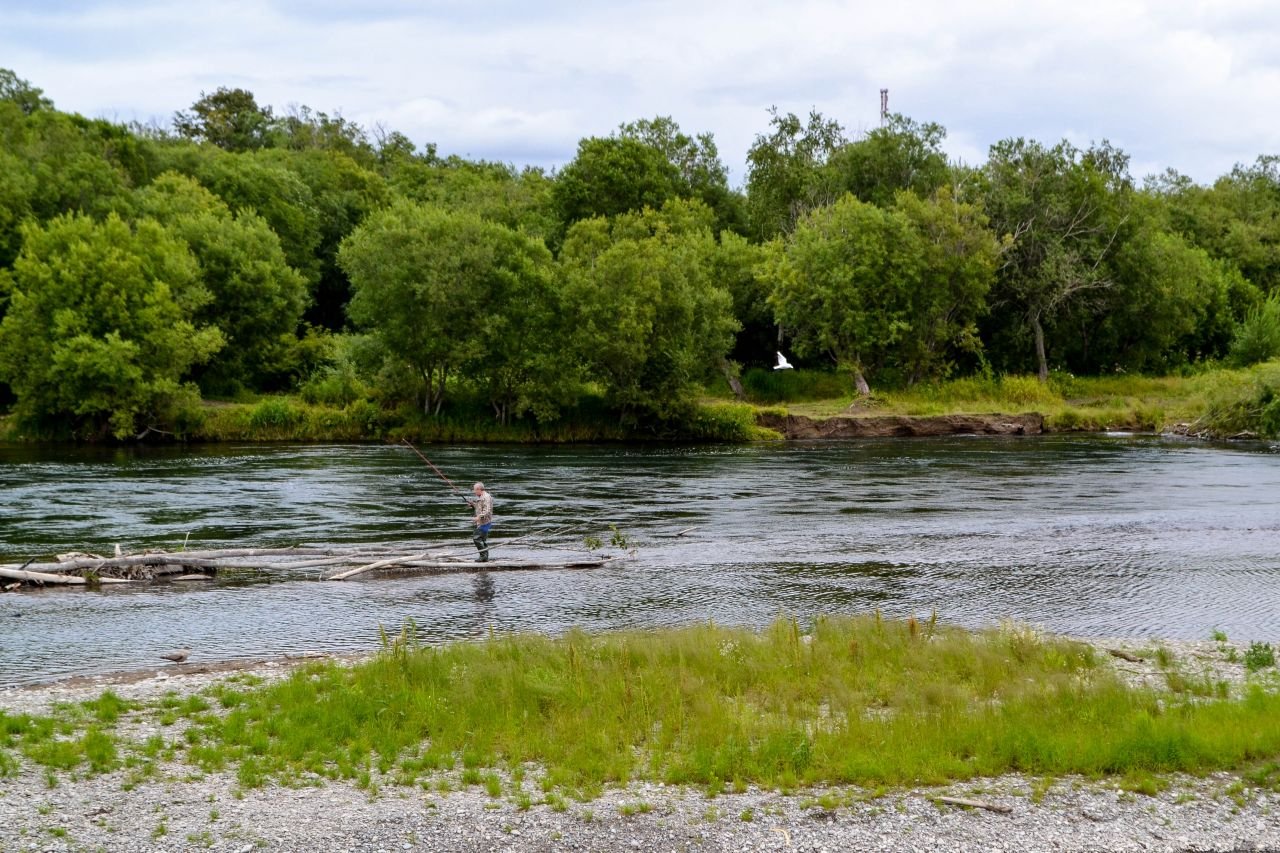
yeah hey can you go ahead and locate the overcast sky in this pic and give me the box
[4,0,1278,186]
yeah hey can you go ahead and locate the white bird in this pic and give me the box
[774,351,794,370]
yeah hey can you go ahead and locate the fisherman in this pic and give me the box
[467,482,494,562]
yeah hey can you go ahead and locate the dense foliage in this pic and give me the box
[2,68,1279,440]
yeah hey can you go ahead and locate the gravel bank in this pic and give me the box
[2,640,1278,853]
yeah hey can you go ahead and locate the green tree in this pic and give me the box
[255,148,389,331]
[273,104,378,166]
[617,116,746,234]
[340,202,562,418]
[766,194,923,396]
[552,136,681,227]
[133,173,308,392]
[0,101,144,224]
[980,138,1130,380]
[824,114,951,208]
[559,200,738,423]
[389,156,558,242]
[0,213,222,438]
[744,107,846,240]
[0,68,53,114]
[713,230,773,368]
[891,188,999,382]
[153,143,323,289]
[1150,158,1280,296]
[1055,193,1246,373]
[173,87,274,152]
[1229,294,1280,366]
[0,148,35,269]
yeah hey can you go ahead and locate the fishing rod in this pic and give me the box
[401,438,471,506]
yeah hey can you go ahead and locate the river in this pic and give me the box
[2,435,1278,687]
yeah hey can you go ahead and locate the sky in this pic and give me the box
[3,0,1279,187]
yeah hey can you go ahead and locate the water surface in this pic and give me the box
[2,436,1277,687]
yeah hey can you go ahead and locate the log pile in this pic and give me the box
[0,543,610,590]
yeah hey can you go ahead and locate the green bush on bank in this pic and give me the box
[9,364,1280,444]
[196,397,395,442]
[1198,362,1280,438]
[741,368,851,403]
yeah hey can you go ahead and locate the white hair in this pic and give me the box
[472,482,485,490]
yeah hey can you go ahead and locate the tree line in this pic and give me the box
[0,69,1278,440]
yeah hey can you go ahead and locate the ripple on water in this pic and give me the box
[3,436,1280,686]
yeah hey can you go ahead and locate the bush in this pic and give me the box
[247,398,304,431]
[741,368,850,402]
[1229,296,1280,367]
[683,402,765,441]
[1199,364,1280,438]
[1245,641,1276,672]
[300,369,368,407]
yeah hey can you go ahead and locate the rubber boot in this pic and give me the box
[472,529,489,562]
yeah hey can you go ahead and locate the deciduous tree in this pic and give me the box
[0,213,222,438]
[173,87,274,152]
[744,107,845,240]
[134,173,307,392]
[981,138,1130,380]
[766,194,922,396]
[340,202,562,419]
[559,200,738,424]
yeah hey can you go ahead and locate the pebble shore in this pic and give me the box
[2,641,1278,853]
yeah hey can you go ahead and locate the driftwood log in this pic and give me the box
[2,542,612,589]
[0,567,133,585]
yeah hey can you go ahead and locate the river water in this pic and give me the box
[2,435,1278,687]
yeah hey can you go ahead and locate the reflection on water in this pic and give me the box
[2,436,1279,686]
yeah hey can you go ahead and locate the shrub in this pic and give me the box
[1199,364,1280,438]
[1229,296,1280,367]
[683,402,762,440]
[1245,641,1276,672]
[247,398,304,432]
[741,368,850,402]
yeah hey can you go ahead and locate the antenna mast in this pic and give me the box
[879,88,889,125]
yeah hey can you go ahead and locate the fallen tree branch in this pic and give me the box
[0,567,134,585]
[326,553,433,581]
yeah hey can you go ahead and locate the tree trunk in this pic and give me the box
[1031,314,1049,382]
[719,358,745,400]
[853,368,871,397]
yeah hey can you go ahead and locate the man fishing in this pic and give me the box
[400,440,496,562]
[467,482,494,562]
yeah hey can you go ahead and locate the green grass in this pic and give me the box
[716,364,1280,437]
[5,616,1280,799]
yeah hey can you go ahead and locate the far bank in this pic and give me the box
[0,365,1277,444]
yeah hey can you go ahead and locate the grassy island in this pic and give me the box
[4,616,1278,800]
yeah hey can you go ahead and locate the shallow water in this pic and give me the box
[2,435,1278,686]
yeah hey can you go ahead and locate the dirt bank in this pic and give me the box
[757,411,1046,439]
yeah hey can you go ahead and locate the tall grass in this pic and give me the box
[195,398,394,441]
[749,367,1276,436]
[741,368,852,403]
[143,617,1280,795]
[1197,362,1280,438]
